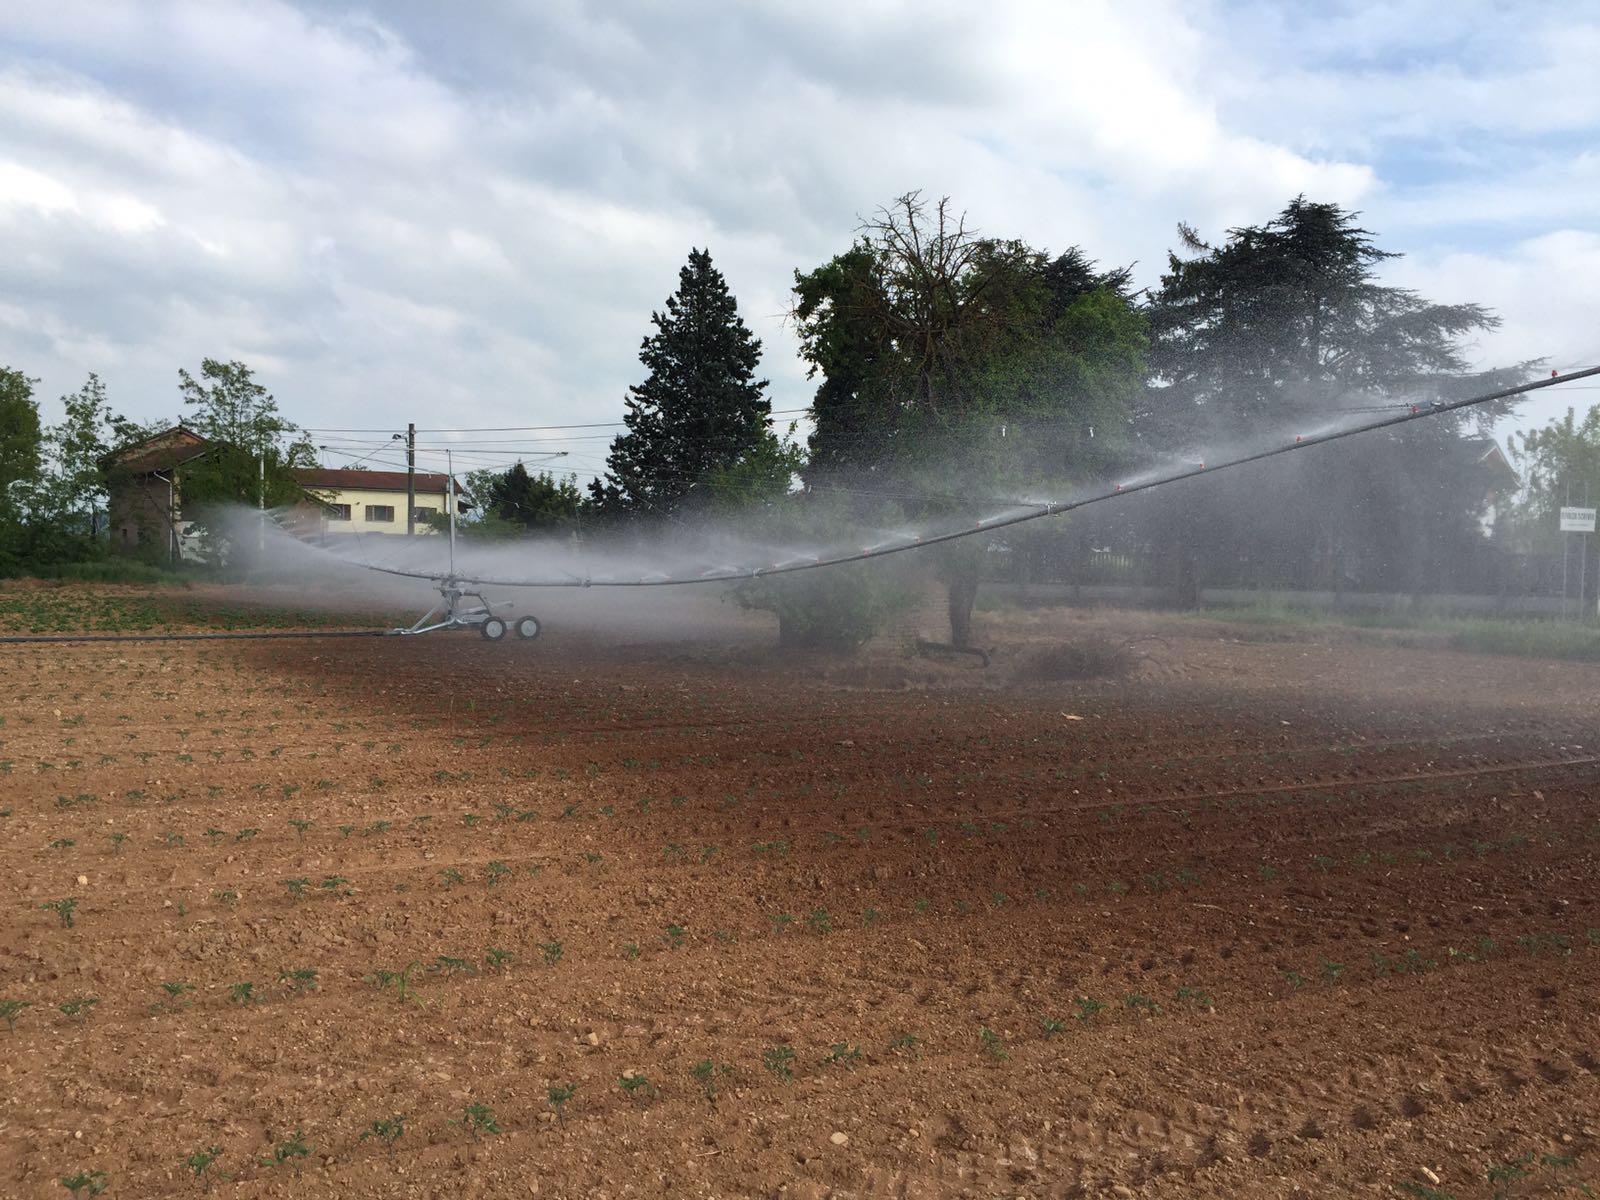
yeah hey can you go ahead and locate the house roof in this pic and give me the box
[101,426,213,474]
[293,468,466,496]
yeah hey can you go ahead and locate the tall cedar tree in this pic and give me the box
[591,249,770,515]
[1139,196,1514,603]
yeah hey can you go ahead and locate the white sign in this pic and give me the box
[1560,506,1597,533]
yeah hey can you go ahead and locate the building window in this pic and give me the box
[365,504,395,523]
[412,506,437,522]
[327,504,352,521]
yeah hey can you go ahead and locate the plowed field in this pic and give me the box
[3,590,1599,1198]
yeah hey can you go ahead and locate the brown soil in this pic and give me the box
[2,589,1598,1198]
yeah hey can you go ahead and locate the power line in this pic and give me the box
[302,408,813,435]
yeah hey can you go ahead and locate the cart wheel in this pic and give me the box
[514,615,541,640]
[480,617,507,641]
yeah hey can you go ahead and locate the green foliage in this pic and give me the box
[485,947,513,971]
[451,1103,500,1140]
[40,898,78,928]
[591,248,773,517]
[184,1145,223,1191]
[58,1170,109,1197]
[979,1026,1009,1061]
[279,968,318,993]
[762,1044,796,1082]
[539,941,564,965]
[260,1130,310,1174]
[365,963,424,1005]
[473,462,585,532]
[59,996,98,1021]
[546,1082,577,1122]
[619,1073,660,1102]
[170,359,315,566]
[359,1115,406,1158]
[1038,1015,1066,1037]
[690,1058,732,1100]
[1,998,31,1032]
[828,1042,862,1067]
[228,982,257,1006]
[889,1032,921,1057]
[664,923,687,948]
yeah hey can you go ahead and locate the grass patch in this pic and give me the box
[1195,602,1600,663]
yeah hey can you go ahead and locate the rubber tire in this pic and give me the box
[515,616,541,640]
[479,617,507,641]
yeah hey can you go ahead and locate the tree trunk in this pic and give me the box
[947,562,979,647]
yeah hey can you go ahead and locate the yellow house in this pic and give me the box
[291,468,468,537]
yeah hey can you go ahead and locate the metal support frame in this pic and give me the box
[392,578,513,636]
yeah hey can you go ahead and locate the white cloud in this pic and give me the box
[0,0,1594,477]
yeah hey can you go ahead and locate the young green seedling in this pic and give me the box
[59,996,98,1021]
[664,923,687,948]
[485,861,509,887]
[827,1042,862,1067]
[1038,1015,1066,1037]
[1,998,31,1032]
[58,1170,109,1197]
[359,1115,406,1159]
[365,963,424,1005]
[547,1082,576,1124]
[485,948,513,971]
[806,909,832,934]
[889,1033,921,1057]
[279,968,318,993]
[228,982,257,1006]
[762,1044,796,1082]
[439,867,464,889]
[619,1073,660,1102]
[283,878,310,901]
[690,1059,731,1100]
[979,1026,1009,1061]
[539,941,564,965]
[1073,997,1105,1023]
[41,898,78,928]
[260,1130,310,1176]
[451,1103,500,1140]
[184,1145,223,1192]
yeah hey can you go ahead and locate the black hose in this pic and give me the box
[0,629,391,644]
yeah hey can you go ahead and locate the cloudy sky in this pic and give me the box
[3,0,1598,484]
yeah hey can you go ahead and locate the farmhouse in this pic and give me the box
[290,468,468,539]
[102,426,213,560]
[102,428,471,560]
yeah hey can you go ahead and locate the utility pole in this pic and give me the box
[406,422,417,537]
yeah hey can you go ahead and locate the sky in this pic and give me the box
[3,0,1598,486]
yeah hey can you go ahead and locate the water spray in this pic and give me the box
[324,366,1599,628]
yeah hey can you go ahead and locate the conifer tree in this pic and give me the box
[591,249,771,515]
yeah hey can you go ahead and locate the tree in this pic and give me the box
[480,462,585,532]
[41,374,132,538]
[1146,197,1500,435]
[0,367,43,570]
[172,359,314,565]
[1507,405,1600,544]
[591,249,773,516]
[1140,197,1514,604]
[793,192,1147,644]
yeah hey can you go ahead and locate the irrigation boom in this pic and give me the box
[365,365,1600,624]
